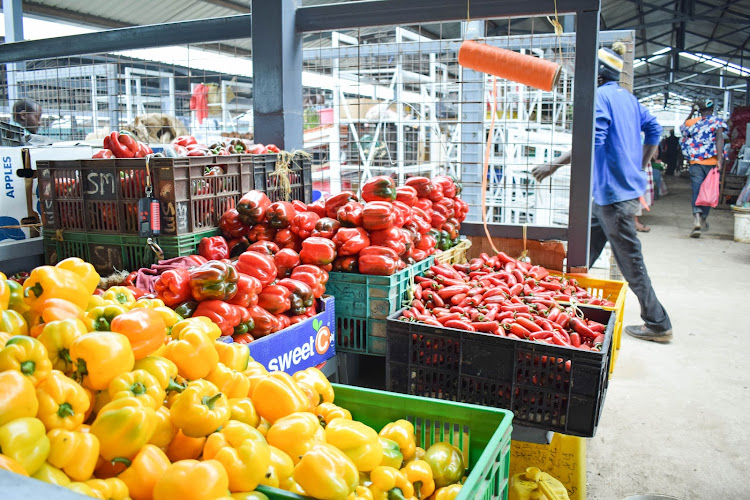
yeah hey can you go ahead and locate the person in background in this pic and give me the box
[635,153,655,233]
[663,129,681,176]
[532,42,673,343]
[11,98,43,134]
[680,98,726,238]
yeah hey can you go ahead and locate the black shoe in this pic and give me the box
[625,324,673,343]
[702,217,709,232]
[690,213,701,238]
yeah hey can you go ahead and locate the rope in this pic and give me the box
[547,0,564,65]
[0,222,42,230]
[269,150,312,202]
[518,224,530,262]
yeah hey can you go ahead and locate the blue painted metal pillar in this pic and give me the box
[252,0,304,150]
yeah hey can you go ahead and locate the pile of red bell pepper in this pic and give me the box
[92,131,153,159]
[170,135,280,157]
[398,253,614,351]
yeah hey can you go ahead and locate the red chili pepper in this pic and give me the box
[570,332,581,347]
[508,323,531,338]
[529,331,554,340]
[570,317,598,339]
[471,321,500,333]
[437,313,462,325]
[444,320,476,331]
[273,248,301,278]
[515,317,542,333]
[555,312,571,328]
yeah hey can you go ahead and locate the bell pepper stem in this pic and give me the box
[57,402,75,418]
[414,482,423,499]
[74,358,88,383]
[60,349,72,364]
[131,382,147,395]
[20,360,36,376]
[166,378,186,394]
[388,488,407,500]
[24,282,43,298]
[202,393,223,410]
[111,457,132,468]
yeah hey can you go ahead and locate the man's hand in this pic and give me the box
[532,163,559,182]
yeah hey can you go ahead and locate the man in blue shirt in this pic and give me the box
[533,44,672,342]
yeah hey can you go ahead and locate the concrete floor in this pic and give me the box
[586,176,750,499]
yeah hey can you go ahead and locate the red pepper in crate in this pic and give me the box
[417,234,438,251]
[415,198,433,214]
[278,278,314,316]
[248,144,265,154]
[442,222,459,240]
[392,201,412,228]
[336,201,364,228]
[235,251,277,288]
[92,149,114,159]
[290,211,321,239]
[361,175,397,202]
[274,228,302,251]
[291,265,328,299]
[396,186,419,206]
[275,314,291,331]
[332,256,358,273]
[265,201,297,229]
[265,144,281,153]
[226,273,262,308]
[292,200,308,212]
[246,240,280,256]
[237,190,272,225]
[427,182,445,202]
[154,268,192,307]
[434,198,455,220]
[411,207,432,234]
[431,211,448,229]
[405,177,434,198]
[403,227,421,248]
[103,132,135,158]
[308,200,327,218]
[311,217,341,239]
[233,333,254,344]
[300,237,337,269]
[258,284,292,314]
[198,236,229,261]
[400,228,414,256]
[247,305,278,338]
[362,202,396,231]
[432,175,457,198]
[189,260,239,302]
[137,142,153,157]
[118,132,141,157]
[228,237,250,258]
[173,135,197,147]
[233,306,255,337]
[247,222,276,243]
[193,300,242,336]
[454,198,469,222]
[358,246,400,276]
[274,248,301,278]
[332,227,370,256]
[369,226,400,247]
[325,191,358,218]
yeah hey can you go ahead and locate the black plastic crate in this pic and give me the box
[252,153,312,204]
[0,120,24,146]
[36,155,254,236]
[386,306,614,437]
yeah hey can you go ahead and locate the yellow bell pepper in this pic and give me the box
[259,445,294,490]
[0,370,38,426]
[266,412,325,465]
[27,298,85,338]
[401,460,435,499]
[154,305,181,330]
[229,397,260,428]
[203,421,271,492]
[243,360,269,396]
[91,397,157,461]
[432,484,462,500]
[23,266,90,312]
[163,318,220,380]
[380,420,417,461]
[166,429,206,462]
[379,437,404,469]
[0,276,9,311]
[297,381,320,412]
[66,481,100,497]
[86,478,130,500]
[294,443,359,500]
[326,418,383,472]
[315,402,352,427]
[231,493,271,500]
[35,369,89,431]
[47,428,100,481]
[37,318,87,375]
[85,303,129,332]
[101,286,136,308]
[216,342,250,371]
[87,294,105,311]
[252,371,309,423]
[91,388,112,416]
[1,309,28,337]
[293,367,335,405]
[6,279,29,314]
[56,257,100,296]
[368,466,415,500]
[170,379,230,438]
[131,298,166,309]
[149,406,176,449]
[0,417,50,475]
[0,335,52,387]
[348,486,374,500]
[206,362,251,399]
[70,331,135,390]
[0,452,28,476]
[0,331,11,348]
[257,417,271,438]
[32,462,71,486]
[133,356,186,394]
[171,315,221,340]
[108,369,166,410]
[117,444,171,500]
[153,459,229,500]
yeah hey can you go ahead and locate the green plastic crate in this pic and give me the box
[326,257,434,355]
[256,383,513,500]
[43,228,219,275]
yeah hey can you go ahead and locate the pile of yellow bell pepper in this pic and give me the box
[0,259,469,500]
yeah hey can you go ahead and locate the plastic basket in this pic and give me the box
[435,239,472,266]
[36,155,254,235]
[326,257,434,355]
[256,383,513,500]
[252,153,313,204]
[386,306,614,437]
[510,433,586,500]
[0,121,24,146]
[43,228,218,274]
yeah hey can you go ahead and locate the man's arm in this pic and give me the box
[716,128,725,168]
[642,144,658,171]
[531,150,571,182]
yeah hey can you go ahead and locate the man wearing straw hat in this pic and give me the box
[533,43,673,343]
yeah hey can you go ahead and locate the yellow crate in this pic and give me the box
[510,433,586,500]
[435,239,472,266]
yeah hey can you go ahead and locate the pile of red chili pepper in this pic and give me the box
[205,173,468,276]
[399,252,613,351]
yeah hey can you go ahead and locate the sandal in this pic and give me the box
[636,225,651,233]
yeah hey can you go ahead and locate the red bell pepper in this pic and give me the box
[358,246,399,276]
[233,333,254,344]
[118,133,141,157]
[247,144,266,155]
[402,227,421,249]
[246,240,280,256]
[247,222,276,243]
[412,249,429,262]
[325,191,358,218]
[265,201,297,229]
[92,149,115,159]
[362,201,396,231]
[198,236,229,260]
[137,142,153,157]
[417,234,438,251]
[442,221,459,240]
[275,314,291,331]
[311,217,341,239]
[392,201,412,228]
[220,209,251,239]
[396,186,418,206]
[274,248,301,278]
[292,200,308,212]
[290,265,328,299]
[454,198,469,222]
[235,251,277,288]
[431,211,448,228]
[434,198,455,219]
[232,306,255,337]
[278,278,314,316]
[237,190,272,225]
[173,135,197,147]
[274,228,302,251]
[226,273,262,308]
[369,226,400,247]
[307,200,327,218]
[399,228,414,257]
[265,144,280,153]
[427,182,444,202]
[432,175,457,198]
[361,175,397,202]
[247,305,278,338]
[299,237,337,269]
[193,300,242,336]
[290,211,321,239]
[405,177,434,198]
[103,132,134,158]
[336,201,364,228]
[154,268,192,307]
[415,198,433,214]
[332,256,358,273]
[410,207,432,234]
[189,261,239,301]
[332,227,370,256]
[258,284,292,314]
[227,237,250,258]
